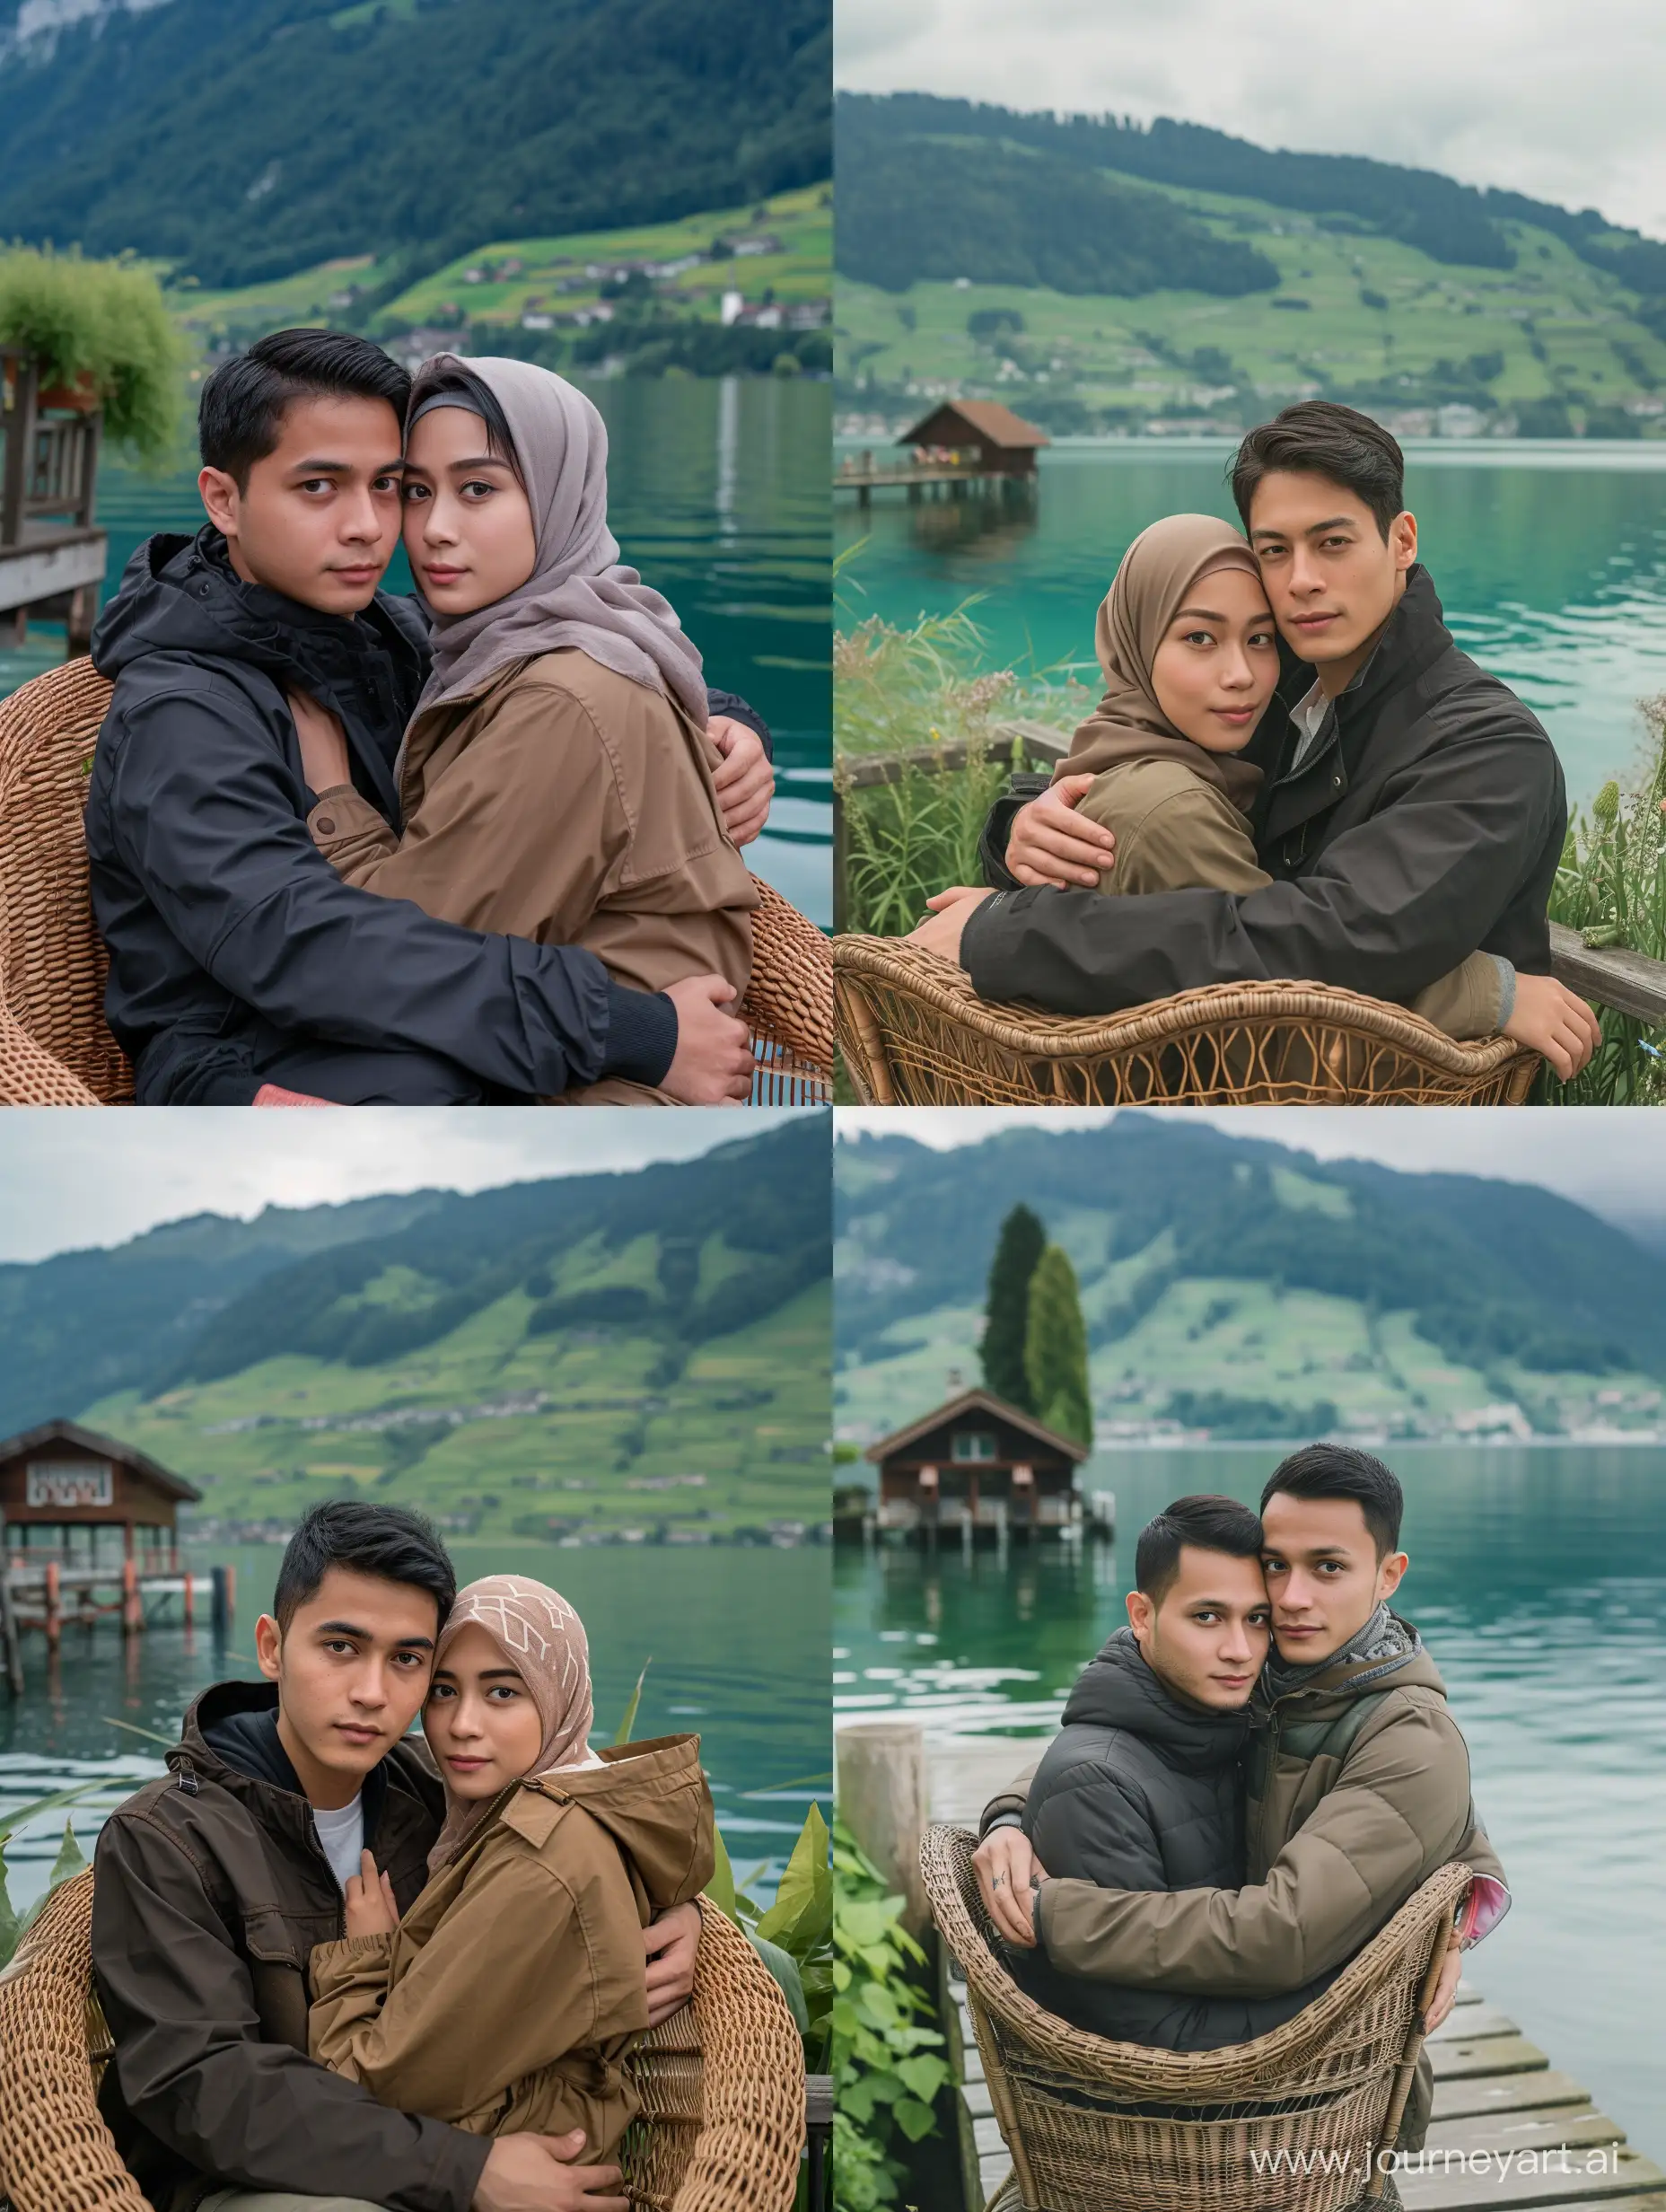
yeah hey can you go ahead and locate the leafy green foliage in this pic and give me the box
[1024,1245,1092,1448]
[832,1821,948,2211]
[0,248,184,457]
[1163,1390,1340,1439]
[0,1789,100,1970]
[979,1204,1047,1411]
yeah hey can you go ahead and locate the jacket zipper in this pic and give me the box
[1253,1707,1281,1873]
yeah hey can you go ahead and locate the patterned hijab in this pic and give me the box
[425,1573,598,1874]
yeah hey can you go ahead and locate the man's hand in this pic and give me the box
[343,1848,398,1939]
[972,1826,1045,1950]
[474,2132,627,2212]
[287,689,352,795]
[662,976,754,1102]
[1006,774,1115,889]
[906,886,994,967]
[709,717,774,847]
[1423,1931,1463,2035]
[644,1899,702,2027]
[1502,972,1601,1081]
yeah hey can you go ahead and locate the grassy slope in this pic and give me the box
[836,165,1666,421]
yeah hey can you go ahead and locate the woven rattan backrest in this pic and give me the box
[743,875,834,1104]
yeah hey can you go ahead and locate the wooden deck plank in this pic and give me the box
[1396,2144,1665,2210]
[1431,2032,1552,2079]
[1434,2075,1598,2121]
[1429,2001,1520,2042]
[1424,2111,1625,2159]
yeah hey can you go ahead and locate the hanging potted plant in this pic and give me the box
[0,247,184,459]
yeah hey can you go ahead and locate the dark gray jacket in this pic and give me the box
[1009,1630,1337,2049]
[966,566,1565,1014]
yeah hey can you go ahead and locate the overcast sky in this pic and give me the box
[836,1107,1666,1243]
[0,1108,812,1266]
[836,0,1666,239]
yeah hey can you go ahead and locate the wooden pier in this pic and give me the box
[0,1559,234,1695]
[0,350,107,654]
[838,1725,1666,2212]
[836,457,1025,505]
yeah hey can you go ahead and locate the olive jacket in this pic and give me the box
[308,1734,715,2161]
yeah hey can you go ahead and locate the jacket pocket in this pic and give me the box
[241,1908,311,2052]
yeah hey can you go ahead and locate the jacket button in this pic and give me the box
[316,815,336,835]
[1332,774,1342,787]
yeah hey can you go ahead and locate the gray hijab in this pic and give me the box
[409,355,709,726]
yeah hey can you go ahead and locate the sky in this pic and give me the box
[835,0,1666,239]
[835,1107,1666,1244]
[0,1108,813,1265]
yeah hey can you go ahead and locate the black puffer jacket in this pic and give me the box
[966,565,1565,1014]
[1013,1631,1337,2049]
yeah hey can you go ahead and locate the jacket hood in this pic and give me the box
[501,1732,714,1911]
[1060,1628,1251,1773]
[91,525,430,693]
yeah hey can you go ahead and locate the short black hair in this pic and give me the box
[1135,1493,1265,1607]
[1232,400,1406,542]
[199,328,410,490]
[271,1499,456,1634]
[1259,1443,1404,1558]
[407,358,521,478]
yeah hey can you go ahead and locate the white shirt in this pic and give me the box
[312,1795,366,1892]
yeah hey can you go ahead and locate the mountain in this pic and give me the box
[2,1118,832,1540]
[834,93,1666,436]
[0,0,830,291]
[834,1118,1666,1445]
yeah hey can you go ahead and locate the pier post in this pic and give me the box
[211,1563,233,1637]
[837,1718,929,1933]
[0,1571,22,1696]
[181,1567,194,1628]
[121,1557,143,1637]
[44,1560,60,1652]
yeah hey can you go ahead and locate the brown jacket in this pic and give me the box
[308,648,758,1000]
[309,1734,715,2161]
[1075,757,1505,1040]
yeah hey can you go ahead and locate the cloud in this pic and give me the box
[835,0,1666,235]
[0,1108,814,1265]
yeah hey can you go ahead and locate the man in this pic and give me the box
[86,329,770,1106]
[909,402,1599,1075]
[1009,1493,1341,2048]
[976,1444,1506,2145]
[92,1501,699,2212]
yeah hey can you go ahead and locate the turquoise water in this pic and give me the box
[834,438,1666,806]
[1,1538,829,1913]
[4,377,832,924]
[836,1444,1666,2162]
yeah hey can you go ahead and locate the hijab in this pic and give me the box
[409,356,709,728]
[425,1572,601,1875]
[1057,513,1269,817]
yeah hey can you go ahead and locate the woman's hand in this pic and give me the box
[906,886,993,966]
[344,1848,399,1939]
[709,717,774,847]
[1503,972,1601,1080]
[1424,1930,1464,2034]
[643,1900,701,2025]
[1006,773,1116,888]
[288,689,352,796]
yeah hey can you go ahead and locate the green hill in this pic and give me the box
[835,94,1666,435]
[834,1118,1666,1448]
[0,1119,832,1540]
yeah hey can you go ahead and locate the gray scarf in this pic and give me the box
[1260,1601,1418,1707]
[410,355,709,727]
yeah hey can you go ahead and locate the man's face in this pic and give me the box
[1259,1492,1407,1665]
[1247,470,1417,670]
[198,393,405,616]
[256,1565,438,1795]
[1127,1546,1270,1711]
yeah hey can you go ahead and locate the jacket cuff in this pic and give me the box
[307,785,395,852]
[707,689,772,761]
[601,982,679,1086]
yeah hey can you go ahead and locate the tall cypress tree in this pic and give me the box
[1024,1244,1093,1449]
[979,1204,1048,1410]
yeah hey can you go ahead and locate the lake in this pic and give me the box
[2,1536,829,1914]
[835,1444,1666,2163]
[4,375,832,925]
[834,438,1666,806]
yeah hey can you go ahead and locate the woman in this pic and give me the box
[291,356,762,1102]
[307,1574,715,2162]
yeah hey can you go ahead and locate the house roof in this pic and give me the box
[0,1418,202,1504]
[899,399,1051,449]
[864,1387,1091,1465]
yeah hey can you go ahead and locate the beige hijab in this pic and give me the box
[425,1574,600,1875]
[1057,513,1268,817]
[412,356,709,727]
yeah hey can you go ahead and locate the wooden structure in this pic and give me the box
[865,1388,1089,1543]
[0,352,106,654]
[836,400,1049,504]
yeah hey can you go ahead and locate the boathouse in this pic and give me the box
[0,351,107,654]
[0,1419,199,1571]
[865,1387,1088,1540]
[897,399,1049,478]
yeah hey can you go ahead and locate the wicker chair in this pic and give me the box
[0,1868,804,2212]
[834,934,1539,1106]
[921,1825,1469,2212]
[0,659,832,1107]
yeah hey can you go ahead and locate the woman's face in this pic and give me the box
[1148,565,1281,753]
[402,403,537,616]
[423,1621,548,1801]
